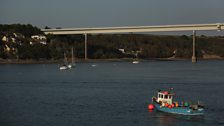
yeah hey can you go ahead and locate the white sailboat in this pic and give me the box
[132,52,140,64]
[68,47,76,69]
[59,65,68,70]
[132,60,140,64]
[59,53,69,70]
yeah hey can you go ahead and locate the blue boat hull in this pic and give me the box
[153,101,204,115]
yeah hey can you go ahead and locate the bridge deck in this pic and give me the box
[42,23,223,35]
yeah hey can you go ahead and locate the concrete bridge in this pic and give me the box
[42,23,224,62]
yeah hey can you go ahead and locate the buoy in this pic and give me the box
[165,103,169,107]
[148,104,154,110]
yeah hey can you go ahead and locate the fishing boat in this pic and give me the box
[149,89,205,115]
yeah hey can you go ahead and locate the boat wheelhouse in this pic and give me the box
[157,90,175,105]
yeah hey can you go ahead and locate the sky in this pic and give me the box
[0,0,224,35]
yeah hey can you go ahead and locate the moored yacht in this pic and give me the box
[68,47,76,69]
[59,53,69,70]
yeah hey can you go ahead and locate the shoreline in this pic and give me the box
[0,58,223,64]
[0,59,59,64]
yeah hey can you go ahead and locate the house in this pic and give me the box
[118,48,125,54]
[31,35,46,40]
[1,33,24,52]
[2,36,8,42]
[30,35,47,45]
[13,33,24,39]
[2,33,24,43]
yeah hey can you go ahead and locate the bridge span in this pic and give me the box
[41,23,224,62]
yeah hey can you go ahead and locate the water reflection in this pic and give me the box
[150,111,205,126]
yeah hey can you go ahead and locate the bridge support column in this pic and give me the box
[192,30,196,63]
[84,34,88,60]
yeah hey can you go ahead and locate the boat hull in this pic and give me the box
[68,64,76,69]
[153,100,204,116]
[132,61,139,64]
[59,66,68,70]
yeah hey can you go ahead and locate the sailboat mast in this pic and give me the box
[64,52,68,65]
[71,47,74,64]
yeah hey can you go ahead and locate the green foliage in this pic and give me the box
[28,34,224,59]
[0,24,42,37]
[18,43,51,60]
[1,24,224,60]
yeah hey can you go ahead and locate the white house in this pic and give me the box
[118,49,125,54]
[30,35,47,45]
[2,36,8,42]
[31,35,46,40]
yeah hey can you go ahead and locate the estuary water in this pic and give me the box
[0,60,224,126]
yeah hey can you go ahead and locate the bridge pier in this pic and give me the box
[84,34,88,60]
[192,30,196,63]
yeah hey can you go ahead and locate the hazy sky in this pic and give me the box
[1,0,224,30]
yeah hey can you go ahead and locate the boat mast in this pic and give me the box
[64,52,68,65]
[71,47,74,64]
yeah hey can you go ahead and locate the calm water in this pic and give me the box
[0,61,224,126]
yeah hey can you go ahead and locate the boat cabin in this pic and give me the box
[157,91,174,105]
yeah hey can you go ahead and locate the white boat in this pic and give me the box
[67,64,75,69]
[60,48,76,70]
[59,53,69,70]
[132,52,140,64]
[132,60,139,64]
[59,65,68,70]
[68,47,76,69]
[91,64,97,67]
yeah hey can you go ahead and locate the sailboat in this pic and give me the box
[68,47,76,69]
[59,53,69,70]
[132,60,140,64]
[132,52,140,64]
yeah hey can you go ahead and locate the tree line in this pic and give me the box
[1,24,224,60]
